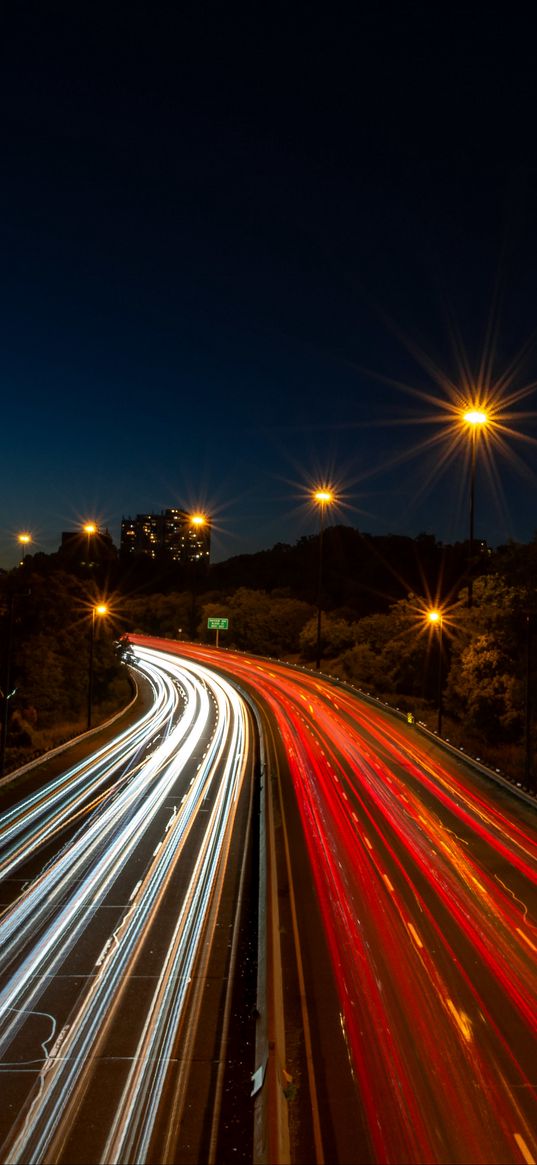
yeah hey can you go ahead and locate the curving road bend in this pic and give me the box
[0,646,254,1165]
[141,637,537,1165]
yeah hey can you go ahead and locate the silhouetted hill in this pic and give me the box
[208,526,472,615]
[16,525,489,614]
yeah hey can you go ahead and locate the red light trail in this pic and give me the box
[132,637,537,1165]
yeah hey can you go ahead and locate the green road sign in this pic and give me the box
[207,617,229,630]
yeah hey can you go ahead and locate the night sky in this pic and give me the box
[2,5,537,569]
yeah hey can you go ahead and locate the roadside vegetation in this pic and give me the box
[1,528,536,786]
[0,570,131,773]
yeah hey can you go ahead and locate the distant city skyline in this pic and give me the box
[121,508,211,564]
[3,463,536,577]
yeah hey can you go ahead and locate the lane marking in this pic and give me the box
[446,998,472,1042]
[516,928,537,953]
[129,879,142,901]
[514,1133,536,1165]
[407,922,423,949]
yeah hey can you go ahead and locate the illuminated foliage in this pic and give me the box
[442,575,527,741]
[299,615,358,661]
[0,570,130,768]
[202,588,313,656]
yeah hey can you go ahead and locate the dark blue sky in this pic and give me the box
[2,4,537,568]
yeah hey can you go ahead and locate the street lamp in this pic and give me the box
[83,522,98,571]
[427,608,444,736]
[462,406,489,608]
[17,533,32,566]
[312,487,334,670]
[87,603,108,730]
[188,513,208,638]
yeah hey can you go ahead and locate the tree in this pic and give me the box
[443,575,527,742]
[330,599,442,698]
[299,615,357,662]
[0,569,130,764]
[446,633,521,741]
[121,592,192,638]
[201,589,313,656]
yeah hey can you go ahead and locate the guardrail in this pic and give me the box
[270,655,537,812]
[0,669,139,789]
[319,670,537,811]
[197,649,536,1160]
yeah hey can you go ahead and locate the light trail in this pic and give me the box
[0,647,251,1164]
[147,637,537,1165]
[0,660,174,880]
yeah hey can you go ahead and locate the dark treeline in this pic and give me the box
[0,570,131,773]
[9,525,477,613]
[207,527,470,615]
[119,525,471,615]
[1,527,537,785]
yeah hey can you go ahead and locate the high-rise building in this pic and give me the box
[120,509,211,564]
[120,513,164,560]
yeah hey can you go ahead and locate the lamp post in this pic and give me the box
[462,407,489,608]
[17,533,32,566]
[83,522,97,571]
[312,487,334,670]
[427,609,444,736]
[188,513,208,639]
[88,603,108,731]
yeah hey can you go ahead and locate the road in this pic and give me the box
[0,645,255,1164]
[134,637,537,1165]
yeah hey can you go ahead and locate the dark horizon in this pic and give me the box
[2,6,537,568]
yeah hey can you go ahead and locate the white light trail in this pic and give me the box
[0,646,250,1165]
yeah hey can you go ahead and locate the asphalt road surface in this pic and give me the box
[0,645,256,1164]
[2,632,536,1165]
[144,637,537,1165]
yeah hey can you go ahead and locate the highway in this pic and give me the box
[1,632,536,1165]
[132,637,537,1165]
[0,646,255,1164]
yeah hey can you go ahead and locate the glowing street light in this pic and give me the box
[461,404,490,608]
[17,532,32,566]
[82,522,98,572]
[462,409,488,427]
[188,513,209,638]
[88,602,108,730]
[312,486,335,670]
[426,608,444,736]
